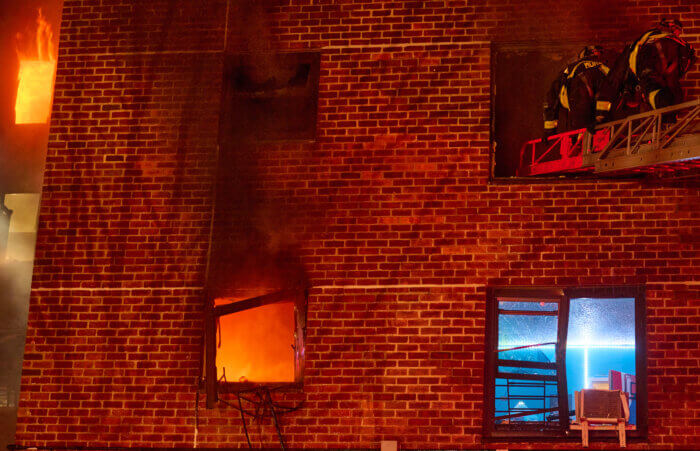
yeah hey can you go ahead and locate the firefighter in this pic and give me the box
[543,45,610,140]
[595,19,696,122]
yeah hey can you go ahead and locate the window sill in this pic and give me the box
[483,427,646,442]
[198,380,304,394]
[218,381,304,393]
[489,173,644,184]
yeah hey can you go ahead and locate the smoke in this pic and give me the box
[0,258,34,411]
[207,1,310,297]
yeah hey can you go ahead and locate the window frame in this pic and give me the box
[484,285,647,440]
[488,41,641,183]
[204,288,308,408]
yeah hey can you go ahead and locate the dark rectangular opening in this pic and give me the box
[221,52,320,142]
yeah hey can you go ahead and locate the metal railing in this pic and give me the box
[518,99,700,176]
[583,99,700,170]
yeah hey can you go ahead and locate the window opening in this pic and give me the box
[215,299,296,383]
[14,9,57,125]
[490,43,590,178]
[203,289,307,408]
[199,289,307,449]
[493,293,568,432]
[221,52,320,142]
[485,287,646,439]
[567,297,636,425]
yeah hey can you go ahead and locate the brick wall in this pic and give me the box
[15,0,700,449]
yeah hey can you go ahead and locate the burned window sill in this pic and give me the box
[218,381,304,394]
[198,380,304,394]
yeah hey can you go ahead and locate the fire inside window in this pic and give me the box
[484,286,647,440]
[204,289,307,408]
[215,299,295,383]
[15,9,57,125]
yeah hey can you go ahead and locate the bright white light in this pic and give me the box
[567,344,634,348]
[584,346,589,389]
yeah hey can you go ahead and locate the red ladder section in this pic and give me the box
[518,99,700,177]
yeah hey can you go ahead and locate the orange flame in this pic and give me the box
[215,299,296,383]
[15,9,57,125]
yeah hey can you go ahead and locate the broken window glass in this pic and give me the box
[493,294,567,431]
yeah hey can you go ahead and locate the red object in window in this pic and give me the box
[610,369,623,390]
[610,370,636,398]
[518,128,611,176]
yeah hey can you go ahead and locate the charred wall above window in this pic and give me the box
[201,53,317,410]
[208,52,317,300]
[220,52,320,143]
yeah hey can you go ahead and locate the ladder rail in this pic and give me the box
[518,99,700,176]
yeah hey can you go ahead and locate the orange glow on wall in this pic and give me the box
[215,299,296,383]
[15,9,57,125]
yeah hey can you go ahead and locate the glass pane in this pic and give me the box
[568,297,635,346]
[495,378,559,424]
[566,297,636,425]
[496,301,561,429]
[499,300,558,312]
[498,314,558,351]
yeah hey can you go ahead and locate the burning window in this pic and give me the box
[14,9,57,125]
[203,289,307,407]
[484,286,647,439]
[215,299,295,383]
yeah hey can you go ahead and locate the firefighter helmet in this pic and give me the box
[659,18,683,35]
[578,45,603,60]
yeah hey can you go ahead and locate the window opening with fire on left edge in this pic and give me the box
[484,286,647,439]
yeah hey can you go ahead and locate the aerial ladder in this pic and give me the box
[518,99,700,177]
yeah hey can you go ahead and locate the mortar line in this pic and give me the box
[322,40,491,50]
[56,39,492,59]
[315,284,484,289]
[31,286,204,292]
[54,33,700,59]
[59,49,224,58]
[30,281,698,292]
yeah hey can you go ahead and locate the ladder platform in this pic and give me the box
[518,99,700,178]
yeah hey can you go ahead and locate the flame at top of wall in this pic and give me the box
[15,9,57,125]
